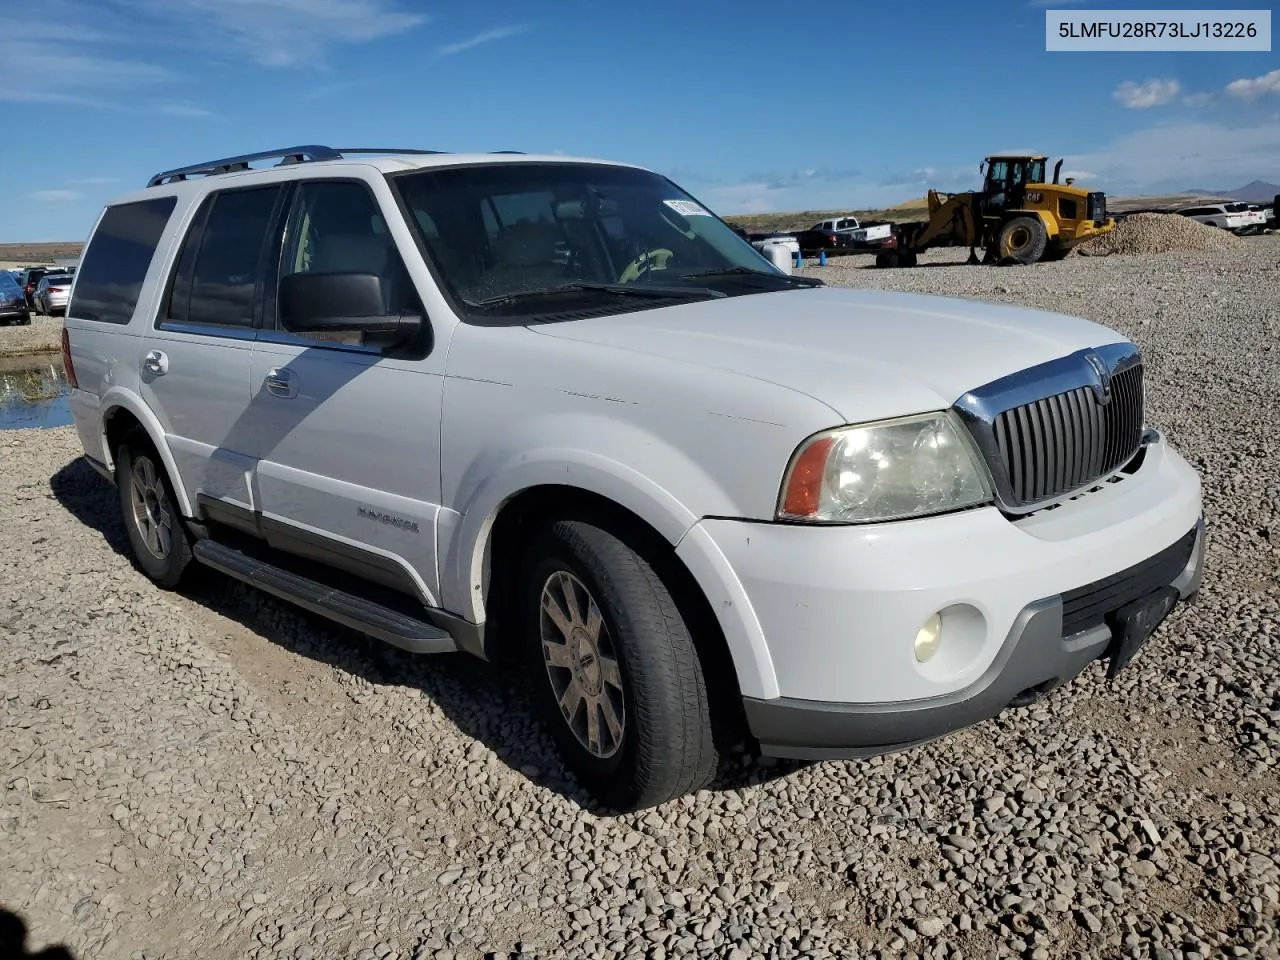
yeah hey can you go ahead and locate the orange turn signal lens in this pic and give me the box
[779,435,835,518]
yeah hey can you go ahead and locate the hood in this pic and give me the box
[530,286,1128,423]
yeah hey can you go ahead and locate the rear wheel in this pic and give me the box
[519,517,719,811]
[998,215,1049,264]
[116,433,193,589]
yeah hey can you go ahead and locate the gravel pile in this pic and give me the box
[1072,213,1245,257]
[3,240,1280,960]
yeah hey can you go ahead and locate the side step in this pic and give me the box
[192,539,458,655]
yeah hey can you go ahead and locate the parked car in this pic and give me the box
[62,145,1205,811]
[16,266,55,308]
[0,271,30,325]
[34,271,75,316]
[1178,202,1267,235]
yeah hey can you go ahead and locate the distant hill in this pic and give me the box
[0,241,83,266]
[1183,180,1279,203]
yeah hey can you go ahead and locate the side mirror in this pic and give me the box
[279,272,421,345]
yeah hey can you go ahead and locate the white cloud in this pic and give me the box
[1226,69,1280,101]
[1182,92,1214,108]
[33,190,84,202]
[156,100,215,117]
[126,0,428,67]
[0,39,171,105]
[1113,78,1180,109]
[0,0,427,105]
[436,25,529,57]
[1061,120,1280,194]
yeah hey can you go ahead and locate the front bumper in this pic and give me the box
[679,431,1204,756]
[745,516,1204,759]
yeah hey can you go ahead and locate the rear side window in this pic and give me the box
[68,196,176,324]
[167,185,282,328]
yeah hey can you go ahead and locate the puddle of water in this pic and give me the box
[0,353,72,430]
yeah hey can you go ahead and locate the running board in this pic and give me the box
[192,539,458,655]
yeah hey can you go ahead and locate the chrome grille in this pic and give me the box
[953,344,1146,514]
[993,363,1143,506]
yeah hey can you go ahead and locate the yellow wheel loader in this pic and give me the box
[876,155,1116,268]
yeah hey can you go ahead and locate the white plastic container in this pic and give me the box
[762,242,792,275]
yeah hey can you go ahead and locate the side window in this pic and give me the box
[170,185,281,328]
[68,196,177,324]
[277,180,421,346]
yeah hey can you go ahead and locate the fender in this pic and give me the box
[97,385,195,518]
[439,435,781,701]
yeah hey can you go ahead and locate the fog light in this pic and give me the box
[914,613,942,662]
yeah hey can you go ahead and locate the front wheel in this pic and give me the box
[116,435,193,589]
[998,215,1049,264]
[519,518,719,811]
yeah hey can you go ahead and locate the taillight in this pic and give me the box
[61,326,78,389]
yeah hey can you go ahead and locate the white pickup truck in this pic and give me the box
[812,215,894,246]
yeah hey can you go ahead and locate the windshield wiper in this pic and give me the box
[468,282,726,308]
[679,266,824,288]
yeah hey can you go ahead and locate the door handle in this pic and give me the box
[143,349,168,376]
[264,366,298,399]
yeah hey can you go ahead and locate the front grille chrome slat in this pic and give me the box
[957,346,1145,513]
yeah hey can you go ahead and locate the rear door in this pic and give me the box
[141,183,286,520]
[247,177,447,604]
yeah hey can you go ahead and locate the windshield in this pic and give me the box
[392,162,794,319]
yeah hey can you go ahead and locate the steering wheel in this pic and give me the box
[618,247,675,284]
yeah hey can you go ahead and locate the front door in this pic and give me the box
[141,183,286,515]
[247,177,447,606]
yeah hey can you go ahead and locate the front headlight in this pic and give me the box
[776,412,993,523]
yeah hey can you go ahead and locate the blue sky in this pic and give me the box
[0,0,1276,242]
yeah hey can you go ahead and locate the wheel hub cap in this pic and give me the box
[129,455,172,561]
[539,570,625,759]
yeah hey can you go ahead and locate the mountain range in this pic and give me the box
[1183,180,1280,203]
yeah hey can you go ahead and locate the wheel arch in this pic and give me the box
[478,483,757,742]
[1001,208,1056,237]
[98,388,193,517]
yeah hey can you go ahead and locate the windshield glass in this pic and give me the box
[392,162,789,319]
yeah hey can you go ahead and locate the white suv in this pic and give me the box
[1179,202,1267,234]
[60,145,1205,810]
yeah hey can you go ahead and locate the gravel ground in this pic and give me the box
[3,240,1280,960]
[0,312,62,358]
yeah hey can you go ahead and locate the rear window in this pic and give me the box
[69,196,177,324]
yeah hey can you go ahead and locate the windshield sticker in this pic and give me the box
[663,199,712,218]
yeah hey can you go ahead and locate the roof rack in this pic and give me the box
[146,145,448,187]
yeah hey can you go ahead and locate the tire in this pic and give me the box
[18,311,30,326]
[998,215,1049,265]
[519,518,719,811]
[116,432,193,589]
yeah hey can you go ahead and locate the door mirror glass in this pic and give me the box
[279,272,421,345]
